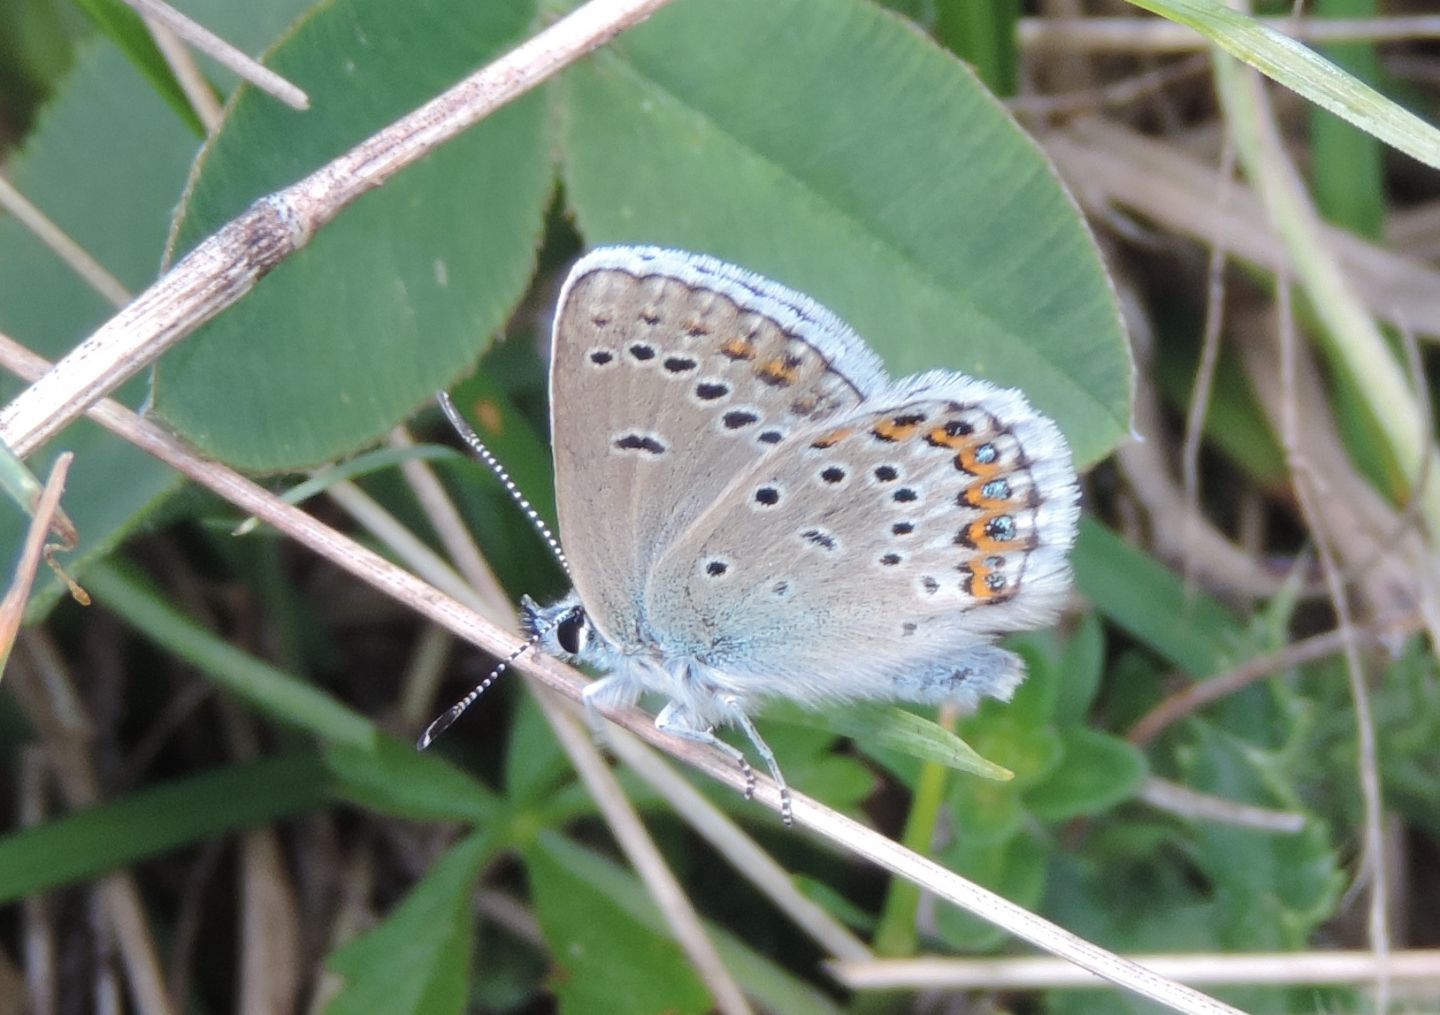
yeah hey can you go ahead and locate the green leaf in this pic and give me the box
[524,834,714,1015]
[155,0,552,470]
[1055,612,1105,725]
[0,0,314,616]
[1126,0,1440,171]
[0,755,328,902]
[783,702,1012,780]
[530,833,844,1015]
[558,0,1131,467]
[326,831,496,1015]
[1073,517,1246,676]
[935,829,1047,951]
[0,40,194,615]
[70,0,204,135]
[325,737,501,824]
[86,562,378,749]
[1024,728,1147,822]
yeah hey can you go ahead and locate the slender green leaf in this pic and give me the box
[1073,517,1245,676]
[87,562,377,749]
[525,834,713,1015]
[1126,0,1440,170]
[70,0,203,134]
[0,754,327,902]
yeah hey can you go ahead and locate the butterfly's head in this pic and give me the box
[521,592,599,662]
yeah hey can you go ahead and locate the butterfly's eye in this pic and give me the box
[556,610,587,656]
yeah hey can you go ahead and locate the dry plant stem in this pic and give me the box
[475,891,545,948]
[220,705,303,1015]
[1180,140,1235,597]
[1128,613,1422,745]
[396,623,454,730]
[0,0,677,457]
[122,0,309,110]
[0,175,130,308]
[544,696,755,1015]
[0,334,1244,1015]
[1020,14,1440,51]
[1275,281,1392,1009]
[0,453,74,667]
[376,442,752,1013]
[1008,55,1210,118]
[830,949,1440,991]
[1139,776,1306,833]
[1239,317,1433,624]
[1111,275,1301,597]
[1042,120,1440,338]
[10,632,175,1015]
[388,426,510,618]
[604,725,873,963]
[1215,53,1440,535]
[144,17,222,130]
[20,750,55,1015]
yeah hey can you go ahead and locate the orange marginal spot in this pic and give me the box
[871,413,926,443]
[959,558,1012,602]
[956,440,1004,477]
[960,477,1012,510]
[962,514,1024,553]
[757,355,801,387]
[810,426,855,449]
[721,337,756,361]
[925,424,968,450]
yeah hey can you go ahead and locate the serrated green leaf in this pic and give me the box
[558,0,1131,467]
[155,0,551,470]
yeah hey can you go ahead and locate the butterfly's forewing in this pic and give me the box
[646,371,1079,708]
[549,248,888,649]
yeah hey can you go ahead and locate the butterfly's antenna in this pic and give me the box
[416,603,582,749]
[437,391,570,577]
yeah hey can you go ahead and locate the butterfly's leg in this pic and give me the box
[721,698,792,827]
[580,676,640,748]
[654,701,758,804]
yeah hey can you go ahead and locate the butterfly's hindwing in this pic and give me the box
[644,374,1078,708]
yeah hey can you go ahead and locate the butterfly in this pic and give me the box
[429,246,1079,823]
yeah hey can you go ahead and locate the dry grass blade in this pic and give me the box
[0,453,77,675]
[829,949,1440,990]
[121,0,309,110]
